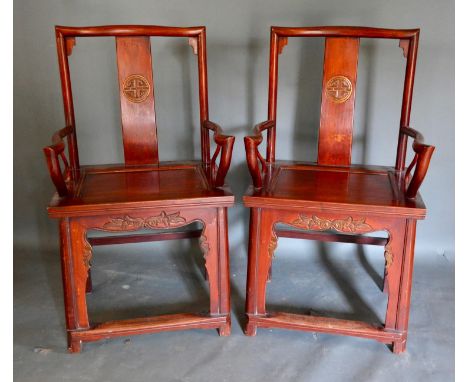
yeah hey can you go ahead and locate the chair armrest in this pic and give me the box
[203,120,235,187]
[401,127,435,198]
[43,126,74,197]
[244,120,275,188]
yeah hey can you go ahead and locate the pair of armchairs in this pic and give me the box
[44,25,434,353]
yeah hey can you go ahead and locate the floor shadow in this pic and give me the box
[14,247,66,330]
[356,243,385,291]
[316,242,381,324]
[265,239,384,326]
[86,228,211,323]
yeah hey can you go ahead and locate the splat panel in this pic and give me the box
[318,37,360,166]
[116,37,158,164]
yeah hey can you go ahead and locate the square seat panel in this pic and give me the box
[48,162,234,217]
[244,162,426,218]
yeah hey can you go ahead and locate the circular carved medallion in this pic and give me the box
[122,74,151,103]
[325,75,353,104]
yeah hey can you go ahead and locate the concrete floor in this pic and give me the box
[14,238,454,381]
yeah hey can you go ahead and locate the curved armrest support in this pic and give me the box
[203,120,235,187]
[43,126,74,197]
[401,127,435,198]
[244,120,275,188]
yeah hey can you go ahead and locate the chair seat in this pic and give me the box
[48,161,234,217]
[244,161,426,218]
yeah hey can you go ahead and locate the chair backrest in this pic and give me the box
[55,25,211,169]
[265,26,419,170]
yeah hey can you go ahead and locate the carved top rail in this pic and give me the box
[55,25,206,38]
[270,26,419,39]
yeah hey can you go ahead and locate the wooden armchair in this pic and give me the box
[44,25,234,353]
[243,26,434,353]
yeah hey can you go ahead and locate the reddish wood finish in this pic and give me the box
[245,164,426,217]
[116,37,158,165]
[70,313,227,349]
[318,37,359,166]
[249,312,403,343]
[44,25,235,352]
[243,26,434,353]
[276,228,388,246]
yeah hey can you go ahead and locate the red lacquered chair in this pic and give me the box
[44,25,234,352]
[244,26,434,353]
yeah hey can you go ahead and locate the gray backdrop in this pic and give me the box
[14,0,454,256]
[13,1,454,380]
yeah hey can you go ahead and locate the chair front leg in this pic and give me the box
[201,207,231,336]
[382,219,418,353]
[245,208,276,336]
[385,219,418,353]
[59,218,91,353]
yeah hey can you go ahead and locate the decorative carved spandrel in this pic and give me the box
[267,232,278,259]
[82,231,92,270]
[399,39,409,58]
[188,37,198,55]
[199,234,210,259]
[66,37,76,56]
[278,37,288,55]
[384,249,394,270]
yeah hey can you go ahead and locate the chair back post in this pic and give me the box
[266,29,280,163]
[396,31,419,171]
[197,27,211,164]
[55,29,80,173]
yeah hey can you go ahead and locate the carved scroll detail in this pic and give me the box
[102,212,187,232]
[188,37,198,55]
[199,234,210,259]
[83,231,92,269]
[268,232,278,259]
[291,214,373,233]
[384,248,393,270]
